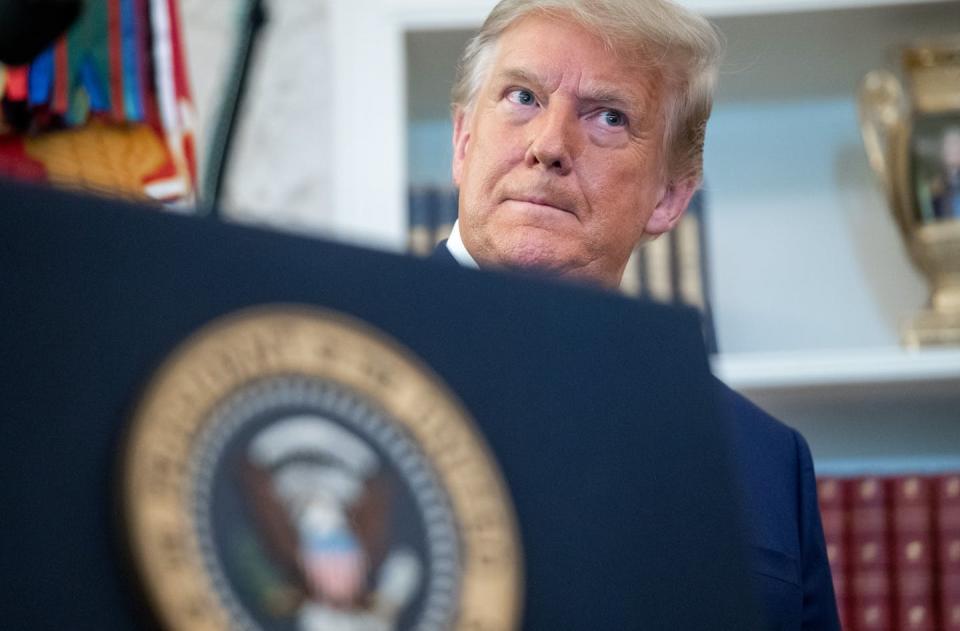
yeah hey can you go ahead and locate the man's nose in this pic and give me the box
[524,105,575,175]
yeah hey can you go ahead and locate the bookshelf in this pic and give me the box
[714,348,960,390]
[323,0,960,468]
[714,349,960,465]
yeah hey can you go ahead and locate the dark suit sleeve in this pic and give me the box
[793,430,841,631]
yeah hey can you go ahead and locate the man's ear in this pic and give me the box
[644,178,699,236]
[452,107,471,186]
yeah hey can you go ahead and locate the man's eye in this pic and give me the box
[507,89,536,106]
[599,110,627,128]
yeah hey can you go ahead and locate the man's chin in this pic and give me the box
[500,251,566,273]
[467,225,606,283]
[493,236,573,270]
[493,243,596,284]
[490,239,621,288]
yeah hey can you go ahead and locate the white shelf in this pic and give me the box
[713,349,960,463]
[814,456,960,476]
[712,347,960,390]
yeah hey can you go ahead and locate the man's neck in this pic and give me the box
[446,220,480,269]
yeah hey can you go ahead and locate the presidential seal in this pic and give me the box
[123,307,522,631]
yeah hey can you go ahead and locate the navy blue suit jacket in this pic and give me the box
[430,242,840,630]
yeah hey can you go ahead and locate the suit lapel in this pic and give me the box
[430,240,458,265]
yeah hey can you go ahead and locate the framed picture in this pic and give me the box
[912,114,960,223]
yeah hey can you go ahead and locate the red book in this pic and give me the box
[889,476,936,631]
[818,477,850,630]
[850,476,893,630]
[938,474,960,630]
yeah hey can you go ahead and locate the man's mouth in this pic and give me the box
[506,195,577,216]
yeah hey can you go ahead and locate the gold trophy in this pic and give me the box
[859,38,960,347]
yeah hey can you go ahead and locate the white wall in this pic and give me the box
[180,0,334,234]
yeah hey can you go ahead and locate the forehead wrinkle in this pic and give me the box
[495,65,567,98]
[575,82,634,111]
[577,70,657,122]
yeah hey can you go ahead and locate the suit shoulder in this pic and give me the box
[717,379,796,438]
[715,378,811,470]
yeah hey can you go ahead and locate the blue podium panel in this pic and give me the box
[0,180,762,630]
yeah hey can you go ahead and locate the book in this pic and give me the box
[889,476,936,631]
[408,186,437,256]
[938,474,960,630]
[681,191,718,354]
[625,189,718,353]
[849,477,893,630]
[642,232,674,303]
[433,187,458,246]
[407,186,458,255]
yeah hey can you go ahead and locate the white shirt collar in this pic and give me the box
[446,220,480,269]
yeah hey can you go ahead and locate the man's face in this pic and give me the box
[453,15,696,288]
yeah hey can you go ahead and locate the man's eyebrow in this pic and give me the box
[494,67,636,111]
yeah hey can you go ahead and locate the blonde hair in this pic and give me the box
[451,0,724,180]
